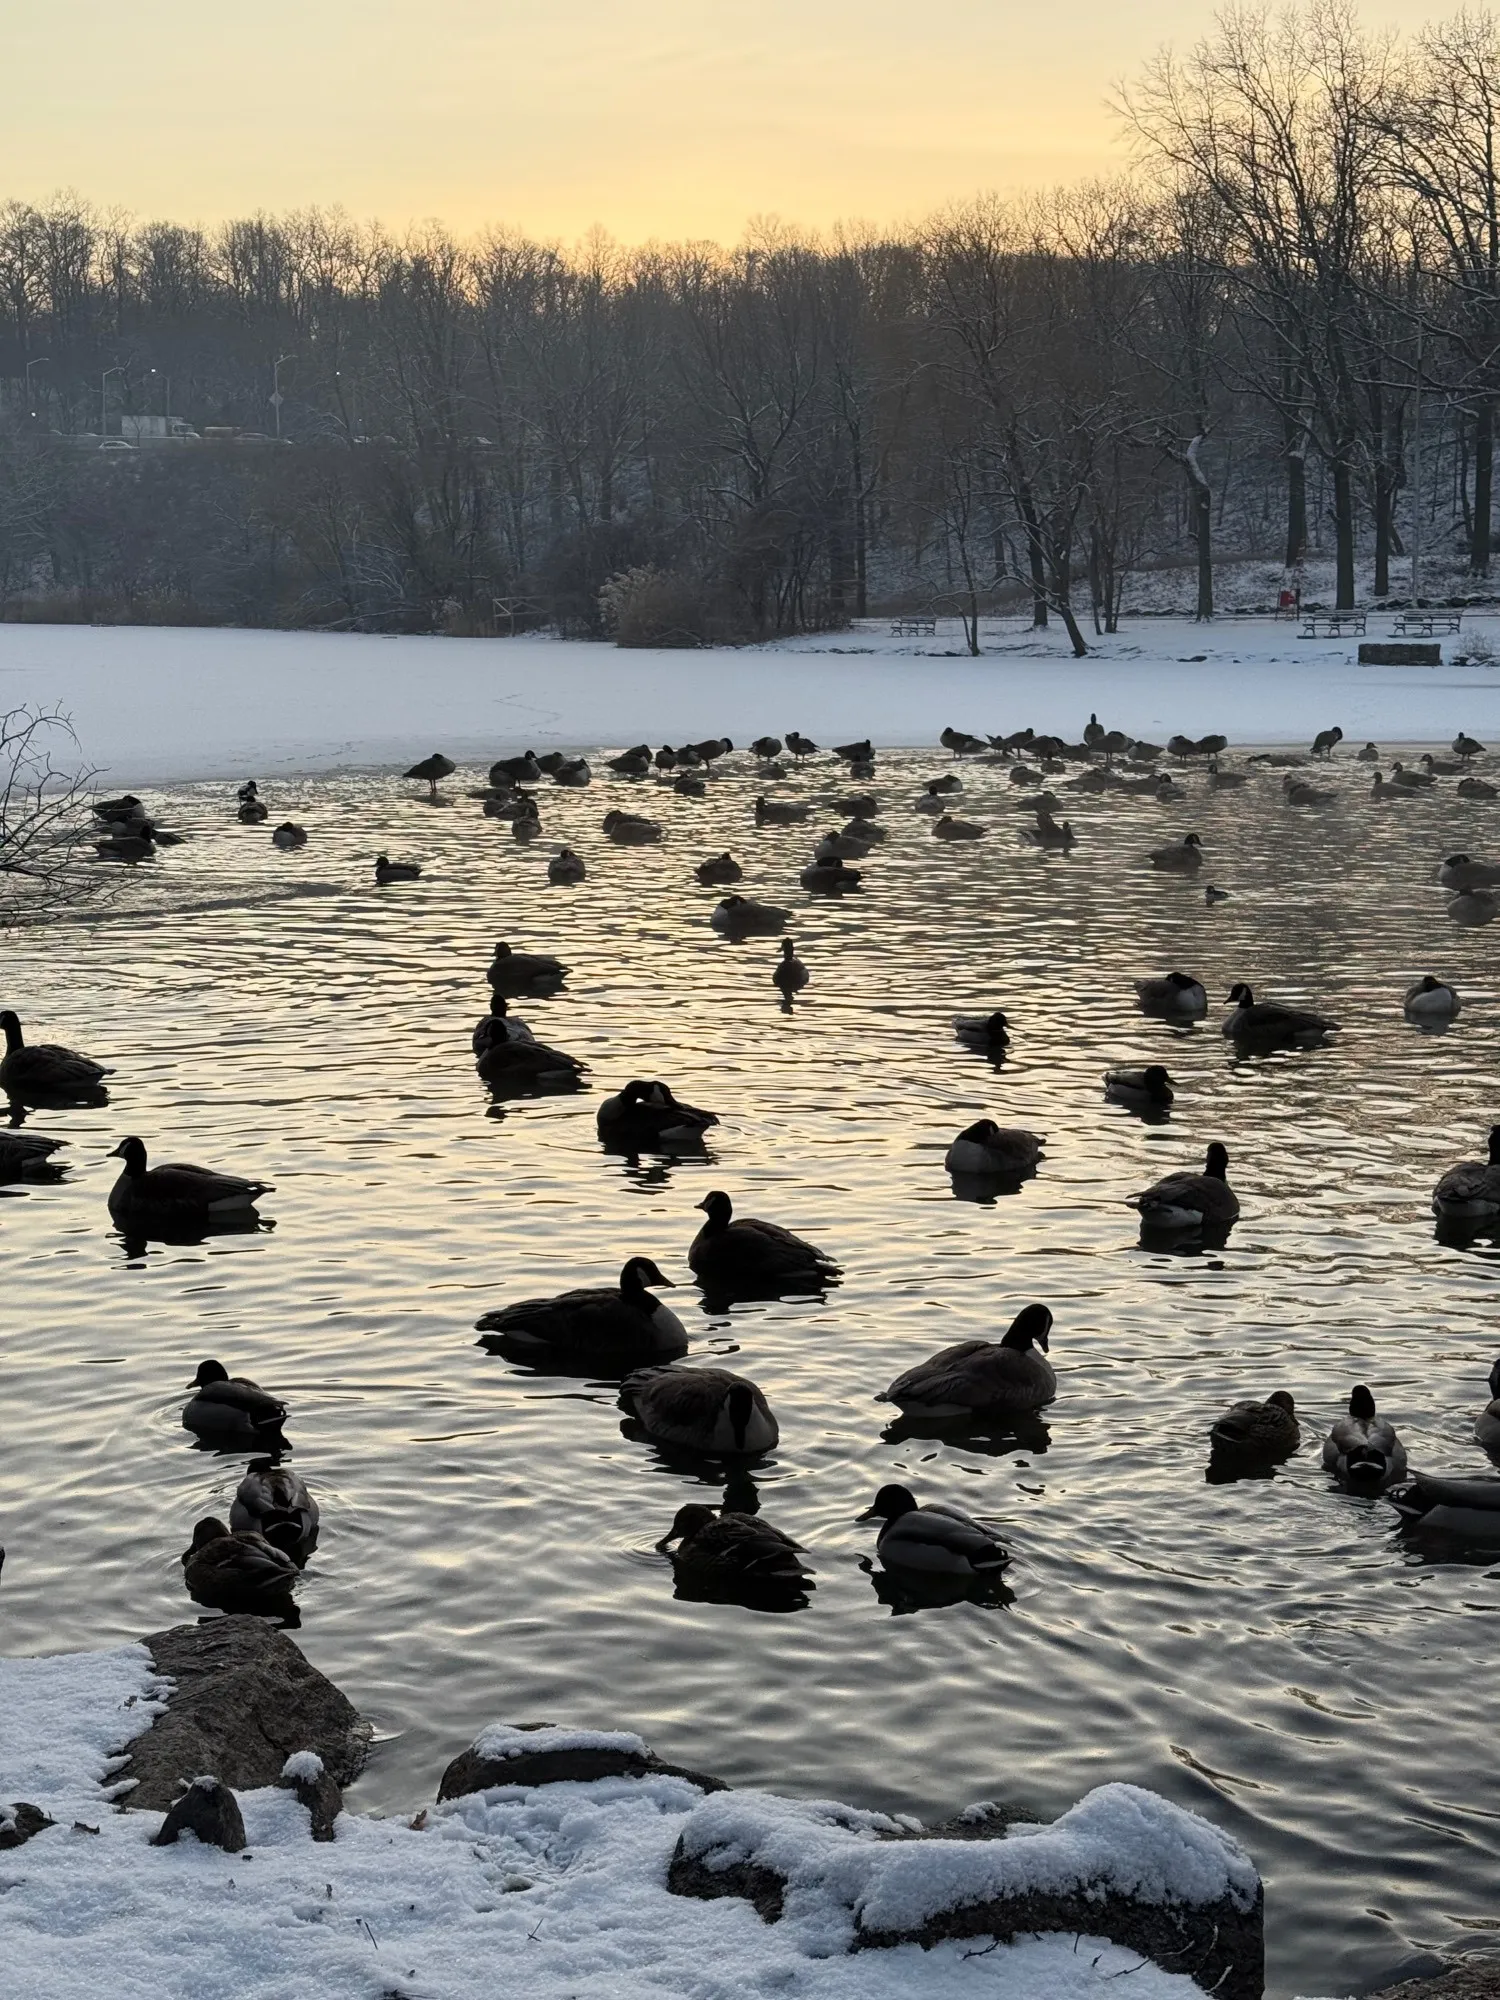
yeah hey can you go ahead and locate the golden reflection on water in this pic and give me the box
[4,745,1500,1998]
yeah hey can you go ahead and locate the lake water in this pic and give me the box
[4,745,1499,1998]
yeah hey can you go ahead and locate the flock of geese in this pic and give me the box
[8,713,1500,1615]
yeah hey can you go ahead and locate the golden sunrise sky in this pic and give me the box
[3,0,1444,243]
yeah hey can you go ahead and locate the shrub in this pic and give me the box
[599,565,719,648]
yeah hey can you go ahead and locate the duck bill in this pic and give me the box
[855,1506,881,1522]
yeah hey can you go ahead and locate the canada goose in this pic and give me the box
[1024,808,1076,849]
[95,830,157,862]
[182,1518,299,1610]
[1104,1064,1175,1108]
[689,1189,839,1294]
[471,994,535,1056]
[271,822,308,850]
[656,1504,812,1592]
[1135,972,1207,1017]
[1205,885,1231,904]
[1356,741,1380,762]
[597,1079,718,1151]
[108,1138,272,1229]
[878,1303,1056,1418]
[0,1131,67,1184]
[1008,764,1043,788]
[812,828,871,863]
[785,731,818,760]
[602,809,662,845]
[1083,713,1106,748]
[488,941,568,994]
[480,788,522,819]
[1454,732,1486,761]
[711,895,787,937]
[620,1365,779,1454]
[1438,854,1500,891]
[751,735,783,760]
[236,780,259,803]
[1167,734,1197,762]
[1404,975,1460,1020]
[1449,890,1498,927]
[1066,767,1113,794]
[1476,1357,1500,1456]
[953,1011,1010,1053]
[800,859,861,894]
[695,852,743,886]
[511,804,541,843]
[1459,776,1499,798]
[1222,983,1336,1045]
[933,814,985,841]
[835,792,879,819]
[675,743,703,769]
[1310,726,1343,759]
[674,774,706,797]
[1209,1391,1299,1463]
[182,1359,287,1442]
[1284,778,1335,806]
[374,853,421,884]
[404,752,455,799]
[1369,770,1414,801]
[475,1037,588,1091]
[96,792,147,823]
[755,795,811,826]
[840,815,886,842]
[1131,1141,1239,1232]
[832,738,872,764]
[230,1460,319,1562]
[944,1120,1043,1179]
[857,1484,1009,1576]
[1148,833,1204,872]
[553,757,591,787]
[1421,753,1463,776]
[238,797,269,824]
[608,745,653,777]
[1388,1472,1500,1538]
[491,751,543,786]
[548,847,586,884]
[1391,760,1434,788]
[1431,1125,1500,1220]
[477,1256,687,1362]
[1323,1385,1407,1490]
[0,1013,111,1104]
[689,737,733,766]
[773,939,809,996]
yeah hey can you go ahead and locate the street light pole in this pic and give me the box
[1410,315,1425,605]
[24,355,50,418]
[101,365,125,437]
[271,353,294,441]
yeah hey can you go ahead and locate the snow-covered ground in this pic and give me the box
[2,615,1499,784]
[0,1644,1281,2000]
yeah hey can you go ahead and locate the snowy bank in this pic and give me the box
[4,615,1500,782]
[0,1636,1266,2000]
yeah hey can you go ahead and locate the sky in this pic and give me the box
[1,0,1445,245]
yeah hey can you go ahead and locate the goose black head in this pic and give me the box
[1226,982,1255,1005]
[1487,1124,1500,1165]
[188,1517,232,1551]
[0,1009,21,1049]
[1168,972,1198,989]
[780,938,797,957]
[1267,1391,1296,1416]
[1184,833,1203,848]
[986,1011,1010,1039]
[621,1256,674,1292]
[1144,1065,1172,1092]
[957,1118,1001,1143]
[858,1482,918,1523]
[192,1359,230,1388]
[618,1078,652,1105]
[1418,975,1443,992]
[727,1380,758,1450]
[488,994,510,1017]
[1348,1384,1377,1421]
[1204,1142,1230,1179]
[492,941,513,959]
[109,1136,148,1174]
[1489,1355,1500,1401]
[1002,1302,1053,1353]
[658,1501,717,1550]
[1446,854,1471,867]
[696,1190,733,1226]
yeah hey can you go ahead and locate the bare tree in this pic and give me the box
[0,706,98,924]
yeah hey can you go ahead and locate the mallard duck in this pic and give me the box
[772,939,809,996]
[657,1503,811,1592]
[477,1256,687,1362]
[404,752,455,799]
[109,1138,272,1228]
[1475,1358,1500,1455]
[548,848,586,884]
[695,852,743,886]
[1431,1125,1500,1220]
[1404,975,1460,1020]
[954,1010,1010,1053]
[374,853,421,883]
[1454,733,1486,761]
[1148,833,1204,871]
[1131,1141,1239,1231]
[711,895,787,936]
[0,1013,111,1101]
[1135,972,1207,1017]
[857,1484,1009,1576]
[1389,1473,1500,1538]
[236,780,259,804]
[1459,776,1499,798]
[751,735,783,760]
[182,1359,287,1441]
[1310,726,1343,759]
[1104,1064,1174,1107]
[800,859,861,894]
[689,1189,839,1294]
[472,994,535,1056]
[271,822,308,850]
[1204,885,1231,904]
[475,1037,588,1091]
[878,1303,1056,1418]
[754,796,810,827]
[182,1518,299,1609]
[1323,1385,1407,1490]
[597,1079,718,1151]
[0,1131,67,1183]
[491,751,543,786]
[1222,983,1336,1045]
[1449,890,1498,927]
[230,1460,319,1560]
[620,1365,778,1453]
[944,1120,1043,1178]
[1438,854,1500,891]
[1209,1391,1299,1463]
[933,814,985,841]
[487,941,567,993]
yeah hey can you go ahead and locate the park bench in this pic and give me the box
[1298,610,1367,638]
[1390,610,1463,637]
[890,616,937,637]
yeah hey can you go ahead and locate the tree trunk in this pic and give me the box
[1013,472,1048,627]
[1373,465,1394,598]
[1284,441,1307,568]
[1184,436,1213,621]
[1332,457,1356,609]
[1472,400,1493,575]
